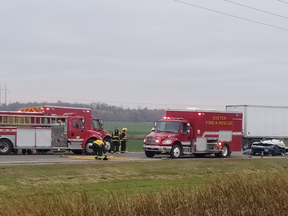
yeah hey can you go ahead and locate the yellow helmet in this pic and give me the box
[122,128,127,131]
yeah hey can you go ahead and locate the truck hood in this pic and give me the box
[146,132,175,139]
[144,132,176,145]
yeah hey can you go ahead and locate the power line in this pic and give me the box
[224,0,288,19]
[276,0,288,4]
[173,0,288,32]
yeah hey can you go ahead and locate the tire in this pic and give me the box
[0,139,13,155]
[72,150,83,155]
[145,151,156,158]
[22,149,27,155]
[104,137,112,152]
[242,139,250,150]
[27,149,32,155]
[215,144,230,158]
[170,144,182,158]
[84,139,95,155]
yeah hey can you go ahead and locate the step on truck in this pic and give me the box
[143,109,243,158]
[18,106,112,153]
[226,105,288,150]
[0,108,106,155]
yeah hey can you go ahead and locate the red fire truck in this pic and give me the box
[0,107,108,155]
[18,106,112,153]
[143,109,243,158]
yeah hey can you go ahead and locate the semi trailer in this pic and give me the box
[226,105,288,149]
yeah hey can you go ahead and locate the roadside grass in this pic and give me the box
[1,158,288,215]
[103,122,152,137]
[126,139,143,152]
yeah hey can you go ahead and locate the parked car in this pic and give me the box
[250,139,286,156]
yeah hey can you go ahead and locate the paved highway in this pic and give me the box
[0,151,286,165]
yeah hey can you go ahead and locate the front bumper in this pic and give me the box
[143,145,172,153]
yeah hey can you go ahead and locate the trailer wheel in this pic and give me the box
[104,137,112,152]
[170,144,182,158]
[145,151,156,158]
[0,139,13,155]
[242,139,250,150]
[84,139,95,155]
[22,149,27,155]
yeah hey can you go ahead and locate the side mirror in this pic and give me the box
[79,118,85,129]
[151,127,155,132]
[99,119,104,127]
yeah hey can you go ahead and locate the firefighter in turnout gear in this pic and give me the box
[120,128,128,153]
[111,127,120,154]
[92,140,108,160]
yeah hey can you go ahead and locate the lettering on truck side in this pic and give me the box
[206,116,233,126]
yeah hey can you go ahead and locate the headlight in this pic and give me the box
[162,140,172,144]
[155,137,161,144]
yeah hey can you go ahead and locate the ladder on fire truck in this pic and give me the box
[0,113,59,127]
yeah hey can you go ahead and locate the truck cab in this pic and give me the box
[144,118,192,158]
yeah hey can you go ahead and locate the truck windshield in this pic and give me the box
[155,121,180,134]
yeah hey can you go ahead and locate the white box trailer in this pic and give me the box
[226,105,288,149]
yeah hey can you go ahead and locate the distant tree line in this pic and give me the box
[0,101,165,122]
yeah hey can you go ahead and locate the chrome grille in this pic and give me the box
[146,137,155,144]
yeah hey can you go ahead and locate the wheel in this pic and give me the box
[0,139,13,155]
[145,151,156,158]
[72,150,83,154]
[194,154,206,158]
[104,137,112,152]
[27,149,32,155]
[84,139,95,155]
[170,144,182,158]
[242,139,250,150]
[215,144,230,158]
[22,149,27,155]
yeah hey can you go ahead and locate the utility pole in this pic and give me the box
[0,85,8,107]
[5,85,7,106]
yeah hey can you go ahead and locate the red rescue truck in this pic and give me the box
[18,106,112,153]
[143,109,243,158]
[0,109,104,155]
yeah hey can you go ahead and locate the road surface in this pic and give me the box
[0,151,286,165]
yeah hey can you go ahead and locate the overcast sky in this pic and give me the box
[1,0,288,110]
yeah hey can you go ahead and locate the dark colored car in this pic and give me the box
[250,141,286,156]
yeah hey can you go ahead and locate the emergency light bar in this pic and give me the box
[163,117,183,120]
